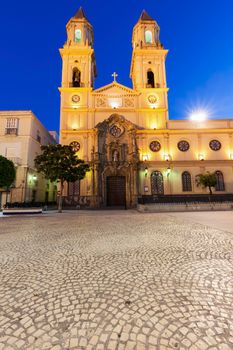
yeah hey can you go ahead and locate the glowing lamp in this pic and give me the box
[109,98,122,109]
[166,167,171,177]
[199,154,205,161]
[164,154,170,161]
[71,123,78,131]
[190,110,208,122]
[230,153,233,160]
[142,155,149,161]
[150,122,157,130]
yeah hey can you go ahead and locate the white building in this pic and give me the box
[0,110,57,207]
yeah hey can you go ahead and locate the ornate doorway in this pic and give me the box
[106,176,126,207]
[151,171,164,195]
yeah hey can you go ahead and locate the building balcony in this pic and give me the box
[5,128,18,136]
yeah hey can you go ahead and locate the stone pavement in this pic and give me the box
[0,211,233,350]
[165,211,233,235]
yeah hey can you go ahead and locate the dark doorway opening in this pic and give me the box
[107,176,126,207]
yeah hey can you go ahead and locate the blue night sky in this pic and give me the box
[0,0,233,132]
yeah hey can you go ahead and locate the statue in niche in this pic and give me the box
[112,150,119,162]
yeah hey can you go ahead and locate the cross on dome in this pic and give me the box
[112,72,118,82]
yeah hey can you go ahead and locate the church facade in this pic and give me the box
[59,8,233,208]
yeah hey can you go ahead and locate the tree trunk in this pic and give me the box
[58,181,64,213]
[5,188,9,208]
[208,186,213,195]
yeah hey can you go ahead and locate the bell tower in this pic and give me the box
[130,10,169,128]
[60,7,97,89]
[59,7,97,135]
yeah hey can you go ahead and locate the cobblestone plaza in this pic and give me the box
[0,211,233,350]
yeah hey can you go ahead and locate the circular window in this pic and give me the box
[209,140,221,151]
[70,141,81,152]
[178,140,190,152]
[72,95,80,103]
[150,141,161,152]
[148,95,158,104]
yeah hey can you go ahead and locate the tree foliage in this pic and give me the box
[195,172,217,195]
[0,156,16,189]
[34,144,90,212]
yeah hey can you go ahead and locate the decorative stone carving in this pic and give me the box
[148,95,158,104]
[96,97,107,107]
[109,124,125,138]
[124,98,134,108]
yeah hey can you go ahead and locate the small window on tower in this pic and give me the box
[75,29,82,43]
[145,30,153,44]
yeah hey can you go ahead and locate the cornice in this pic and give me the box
[59,87,93,92]
[93,82,138,95]
[137,108,167,112]
[141,160,233,166]
[136,128,233,135]
[132,49,169,56]
[138,88,169,92]
[61,129,97,134]
[61,107,167,113]
[59,47,94,57]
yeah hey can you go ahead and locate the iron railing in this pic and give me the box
[5,128,18,135]
[138,194,233,204]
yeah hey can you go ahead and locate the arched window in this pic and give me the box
[75,29,82,43]
[215,171,225,191]
[151,171,164,195]
[147,69,155,88]
[145,30,153,44]
[72,68,81,87]
[182,171,192,192]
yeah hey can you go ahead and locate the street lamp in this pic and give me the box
[166,166,171,177]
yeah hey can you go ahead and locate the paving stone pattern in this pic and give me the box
[0,211,233,350]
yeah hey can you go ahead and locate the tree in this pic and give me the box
[0,156,16,189]
[34,144,90,212]
[195,171,217,195]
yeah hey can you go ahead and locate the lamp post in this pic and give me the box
[142,155,149,194]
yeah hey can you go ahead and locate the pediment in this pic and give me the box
[92,82,139,96]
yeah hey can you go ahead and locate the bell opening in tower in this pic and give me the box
[147,69,155,88]
[72,68,81,87]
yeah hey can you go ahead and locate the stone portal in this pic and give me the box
[94,114,140,208]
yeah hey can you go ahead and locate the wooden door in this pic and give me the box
[107,176,126,207]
